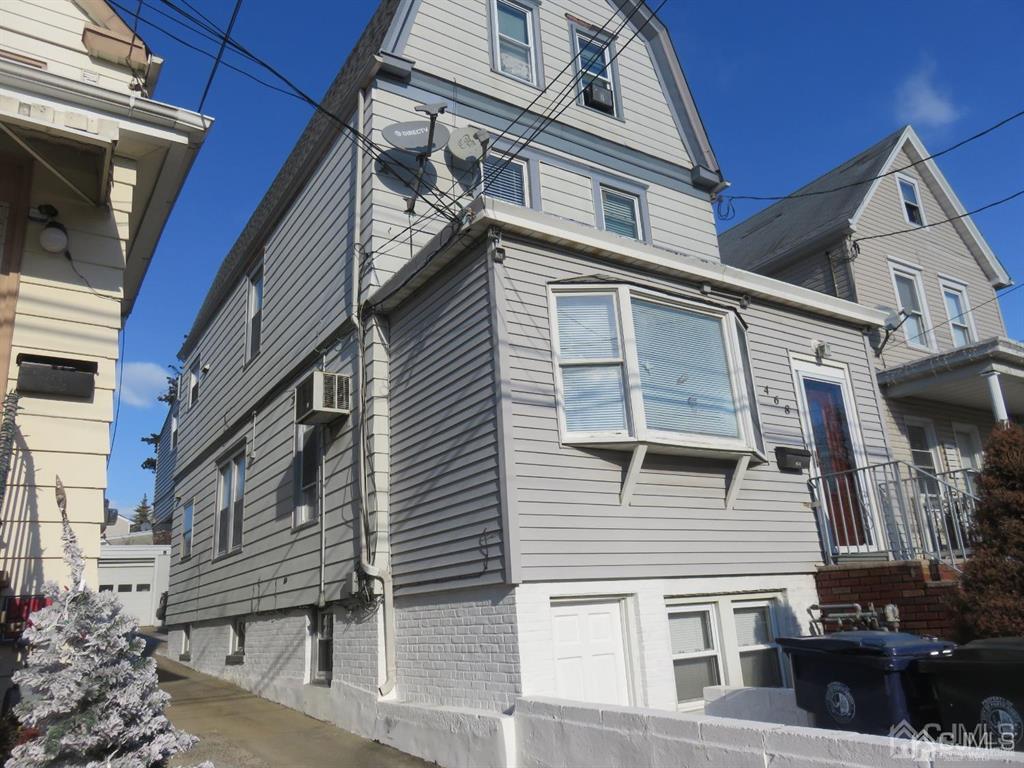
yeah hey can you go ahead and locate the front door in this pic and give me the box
[793,361,873,550]
[550,599,631,706]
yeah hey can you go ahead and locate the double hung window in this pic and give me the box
[890,263,933,350]
[216,452,245,556]
[492,0,538,84]
[896,174,925,226]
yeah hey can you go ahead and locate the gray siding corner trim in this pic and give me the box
[487,254,522,584]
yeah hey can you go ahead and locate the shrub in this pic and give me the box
[954,423,1024,640]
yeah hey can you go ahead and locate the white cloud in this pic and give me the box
[895,61,961,128]
[119,361,169,408]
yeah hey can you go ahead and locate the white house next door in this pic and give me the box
[550,599,631,706]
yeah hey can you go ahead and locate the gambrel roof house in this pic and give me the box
[721,126,1020,566]
[0,0,208,697]
[149,2,980,765]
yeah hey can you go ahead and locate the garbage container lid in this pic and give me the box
[778,631,955,657]
[953,637,1024,662]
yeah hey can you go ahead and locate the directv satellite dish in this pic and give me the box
[448,127,490,165]
[375,148,438,196]
[382,120,450,154]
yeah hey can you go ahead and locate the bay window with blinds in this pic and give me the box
[549,286,764,456]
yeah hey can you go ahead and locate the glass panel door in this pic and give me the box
[802,377,871,547]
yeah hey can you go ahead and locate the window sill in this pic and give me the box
[489,65,541,90]
[211,547,242,564]
[178,652,191,662]
[242,350,262,371]
[561,436,765,463]
[291,519,319,534]
[308,678,332,688]
[225,652,245,666]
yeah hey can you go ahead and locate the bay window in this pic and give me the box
[550,286,763,456]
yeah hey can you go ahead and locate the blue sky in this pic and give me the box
[106,0,1024,513]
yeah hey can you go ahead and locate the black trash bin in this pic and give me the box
[918,637,1024,751]
[778,631,954,735]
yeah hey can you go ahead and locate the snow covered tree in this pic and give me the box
[7,478,203,768]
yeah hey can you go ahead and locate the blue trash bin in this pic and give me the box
[778,631,954,735]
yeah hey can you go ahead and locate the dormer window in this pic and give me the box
[491,0,539,85]
[896,174,925,226]
[573,26,618,116]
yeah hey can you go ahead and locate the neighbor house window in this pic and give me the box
[188,358,202,409]
[247,266,264,360]
[483,155,528,206]
[550,287,762,455]
[890,263,933,350]
[733,601,784,688]
[216,452,245,556]
[312,609,333,684]
[668,605,722,706]
[294,424,321,528]
[939,279,975,348]
[181,501,194,560]
[574,27,617,115]
[230,618,245,656]
[491,0,538,84]
[896,174,925,226]
[599,186,642,240]
[170,414,178,450]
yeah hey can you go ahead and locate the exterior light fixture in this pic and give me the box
[39,221,68,254]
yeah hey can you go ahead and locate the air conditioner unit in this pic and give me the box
[583,81,615,114]
[295,371,352,424]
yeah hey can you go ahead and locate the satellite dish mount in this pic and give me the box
[404,102,448,213]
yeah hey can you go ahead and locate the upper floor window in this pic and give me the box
[188,358,202,409]
[939,279,975,348]
[491,0,538,85]
[216,452,245,556]
[181,500,193,560]
[550,286,763,456]
[896,174,925,226]
[294,423,321,528]
[247,266,264,360]
[889,262,933,350]
[170,414,178,450]
[599,185,642,240]
[573,27,618,116]
[483,155,528,206]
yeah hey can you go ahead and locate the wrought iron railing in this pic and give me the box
[936,467,981,498]
[808,460,979,567]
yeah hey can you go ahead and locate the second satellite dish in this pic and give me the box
[382,121,450,155]
[447,127,491,165]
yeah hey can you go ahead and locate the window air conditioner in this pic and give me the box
[583,81,615,114]
[295,371,352,424]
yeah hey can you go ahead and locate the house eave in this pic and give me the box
[370,197,887,328]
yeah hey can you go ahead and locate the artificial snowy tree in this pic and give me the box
[7,478,203,768]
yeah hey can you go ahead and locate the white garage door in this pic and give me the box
[97,564,156,626]
[551,599,631,706]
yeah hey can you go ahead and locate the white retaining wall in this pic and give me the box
[516,697,1024,768]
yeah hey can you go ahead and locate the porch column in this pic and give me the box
[983,370,1009,424]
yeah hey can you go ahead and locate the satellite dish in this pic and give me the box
[375,148,438,196]
[382,120,450,154]
[447,127,491,165]
[883,308,905,331]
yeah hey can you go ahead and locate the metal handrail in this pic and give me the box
[808,460,979,567]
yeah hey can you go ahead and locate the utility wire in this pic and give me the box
[722,106,1024,204]
[196,0,243,114]
[887,282,1023,352]
[853,187,1024,244]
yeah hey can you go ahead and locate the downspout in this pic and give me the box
[318,354,327,608]
[352,86,397,697]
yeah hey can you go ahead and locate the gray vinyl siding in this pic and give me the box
[767,249,855,301]
[152,404,177,537]
[498,239,889,581]
[166,341,359,625]
[388,248,504,591]
[856,147,1007,371]
[400,0,692,166]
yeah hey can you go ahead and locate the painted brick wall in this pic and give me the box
[395,585,520,711]
[334,609,379,692]
[814,561,959,639]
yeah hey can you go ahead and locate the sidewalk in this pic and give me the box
[157,656,433,768]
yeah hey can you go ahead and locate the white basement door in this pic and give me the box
[550,599,631,706]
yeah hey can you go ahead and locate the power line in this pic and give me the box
[853,187,1024,244]
[887,282,1023,352]
[196,0,243,113]
[722,107,1024,204]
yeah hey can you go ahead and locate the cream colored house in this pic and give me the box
[0,0,208,598]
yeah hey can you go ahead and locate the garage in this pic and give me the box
[97,544,169,627]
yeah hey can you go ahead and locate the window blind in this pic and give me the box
[556,294,620,359]
[669,611,713,655]
[631,299,738,438]
[483,156,526,206]
[561,366,627,432]
[601,188,639,239]
[734,606,771,647]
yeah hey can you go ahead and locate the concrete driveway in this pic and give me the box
[158,656,433,768]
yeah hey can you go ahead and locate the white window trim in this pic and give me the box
[246,264,264,362]
[310,608,334,685]
[293,423,322,530]
[182,625,191,655]
[170,414,178,451]
[180,498,194,561]
[888,261,935,351]
[895,173,926,226]
[598,184,644,242]
[548,284,763,458]
[666,593,788,709]
[951,422,983,472]
[215,451,245,557]
[733,598,788,688]
[187,358,202,410]
[903,415,944,473]
[490,0,539,86]
[229,618,245,655]
[571,23,621,118]
[667,602,724,710]
[482,154,530,207]
[937,277,977,349]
